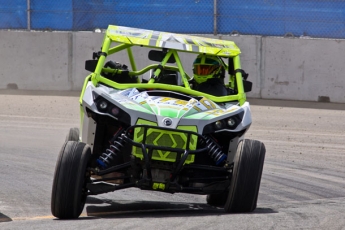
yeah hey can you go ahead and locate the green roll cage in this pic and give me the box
[80,30,247,106]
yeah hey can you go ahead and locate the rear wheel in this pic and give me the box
[51,141,91,219]
[224,139,265,213]
[65,127,80,142]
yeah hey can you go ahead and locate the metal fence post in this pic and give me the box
[213,0,217,35]
[27,0,31,30]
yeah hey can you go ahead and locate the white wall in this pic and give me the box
[0,31,344,103]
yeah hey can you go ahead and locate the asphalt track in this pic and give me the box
[0,92,344,230]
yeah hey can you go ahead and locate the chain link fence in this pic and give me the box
[1,0,345,39]
[0,0,27,29]
[217,0,345,39]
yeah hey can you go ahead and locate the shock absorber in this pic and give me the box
[97,127,126,169]
[201,135,227,166]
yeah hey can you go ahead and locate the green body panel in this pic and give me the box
[143,97,191,118]
[132,119,197,164]
[156,107,179,118]
[152,183,166,190]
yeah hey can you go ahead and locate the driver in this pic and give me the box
[192,54,228,96]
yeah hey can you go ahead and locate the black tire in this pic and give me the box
[65,127,80,142]
[224,139,265,213]
[51,141,91,219]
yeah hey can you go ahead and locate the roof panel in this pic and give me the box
[106,25,241,57]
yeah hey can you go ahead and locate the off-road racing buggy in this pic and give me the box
[51,25,265,219]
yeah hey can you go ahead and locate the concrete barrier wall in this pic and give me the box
[0,31,344,103]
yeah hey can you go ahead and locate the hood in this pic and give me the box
[85,85,250,133]
[106,88,242,120]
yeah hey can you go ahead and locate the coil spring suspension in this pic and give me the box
[97,127,126,169]
[200,135,227,165]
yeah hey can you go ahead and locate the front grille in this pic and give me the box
[131,119,198,164]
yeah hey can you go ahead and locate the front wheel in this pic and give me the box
[65,127,80,142]
[224,139,265,213]
[51,141,91,219]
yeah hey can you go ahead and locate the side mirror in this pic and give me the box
[243,80,252,92]
[232,68,252,93]
[148,50,175,63]
[85,60,98,72]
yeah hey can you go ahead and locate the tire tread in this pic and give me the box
[224,139,265,213]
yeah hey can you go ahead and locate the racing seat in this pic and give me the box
[156,70,181,85]
[194,78,228,96]
[142,69,182,86]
